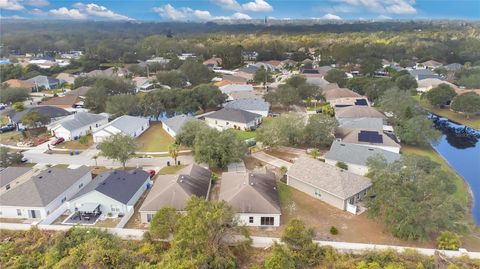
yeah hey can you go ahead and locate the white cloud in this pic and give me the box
[153,4,252,21]
[211,0,241,10]
[24,0,49,7]
[72,3,132,20]
[242,0,273,12]
[320,13,342,20]
[332,0,417,14]
[230,12,251,19]
[49,7,87,19]
[377,14,392,20]
[28,7,45,15]
[0,0,24,10]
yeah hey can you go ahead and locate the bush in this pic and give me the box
[79,135,89,145]
[13,102,24,111]
[437,231,461,250]
[336,161,348,170]
[330,226,339,235]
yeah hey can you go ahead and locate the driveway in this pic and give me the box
[251,151,292,169]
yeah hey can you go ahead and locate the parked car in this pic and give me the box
[147,169,156,178]
[51,137,65,145]
[0,124,16,133]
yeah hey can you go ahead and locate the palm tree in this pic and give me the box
[92,154,99,166]
[168,143,179,166]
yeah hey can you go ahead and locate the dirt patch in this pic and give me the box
[243,156,267,170]
[264,148,298,163]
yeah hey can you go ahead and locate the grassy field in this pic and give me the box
[0,131,23,145]
[413,95,480,129]
[56,135,93,150]
[136,123,175,152]
[232,129,256,140]
[158,164,187,175]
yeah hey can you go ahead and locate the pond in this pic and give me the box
[430,114,480,224]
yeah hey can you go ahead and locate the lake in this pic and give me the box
[430,115,480,224]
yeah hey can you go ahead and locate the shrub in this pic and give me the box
[437,231,461,250]
[330,226,339,235]
[336,161,348,170]
[13,102,24,111]
[79,135,89,145]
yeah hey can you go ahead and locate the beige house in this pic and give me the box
[204,108,262,131]
[335,128,401,153]
[286,157,372,214]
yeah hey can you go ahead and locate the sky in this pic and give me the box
[0,0,479,21]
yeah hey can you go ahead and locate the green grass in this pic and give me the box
[52,164,69,168]
[277,182,294,208]
[158,164,187,175]
[0,131,23,144]
[401,145,469,206]
[136,123,176,152]
[413,95,480,129]
[56,135,93,150]
[233,129,256,140]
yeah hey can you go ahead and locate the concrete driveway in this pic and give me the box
[251,151,292,169]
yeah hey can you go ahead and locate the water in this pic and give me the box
[430,114,480,224]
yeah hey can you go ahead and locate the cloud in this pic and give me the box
[24,0,49,7]
[0,0,24,10]
[242,0,273,12]
[72,3,132,20]
[153,4,252,21]
[28,7,45,15]
[211,0,241,10]
[332,0,417,14]
[377,14,392,20]
[49,7,87,19]
[319,13,342,20]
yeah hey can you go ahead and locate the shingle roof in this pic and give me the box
[7,106,71,123]
[335,106,385,119]
[335,128,400,148]
[338,117,384,131]
[205,108,261,124]
[408,69,441,80]
[286,157,371,199]
[48,112,107,131]
[0,167,32,188]
[306,77,329,87]
[66,86,92,97]
[325,140,401,167]
[162,114,197,135]
[224,98,270,112]
[220,171,281,214]
[96,115,149,135]
[3,79,34,88]
[0,166,91,207]
[220,84,254,94]
[323,88,362,100]
[27,75,60,86]
[71,169,149,204]
[40,95,82,107]
[139,164,211,211]
[444,63,463,72]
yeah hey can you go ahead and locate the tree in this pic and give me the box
[347,76,372,95]
[450,92,480,119]
[437,231,461,250]
[324,69,347,87]
[253,66,273,86]
[168,143,180,165]
[360,57,382,76]
[264,243,296,269]
[92,154,99,166]
[156,70,188,88]
[424,84,457,107]
[336,161,348,170]
[193,84,227,112]
[321,103,335,116]
[150,207,179,239]
[264,85,302,108]
[395,115,441,147]
[193,128,246,168]
[280,219,323,267]
[98,133,137,168]
[379,88,419,124]
[366,155,466,240]
[285,75,307,88]
[0,87,29,104]
[106,94,140,118]
[0,147,23,167]
[84,86,108,113]
[179,59,214,86]
[394,74,417,91]
[256,113,305,147]
[13,102,24,111]
[364,78,395,101]
[176,120,209,147]
[21,111,48,128]
[303,114,338,148]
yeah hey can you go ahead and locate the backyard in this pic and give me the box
[232,129,256,140]
[136,123,175,152]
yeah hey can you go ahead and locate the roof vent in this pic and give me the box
[340,144,345,146]
[250,182,254,186]
[38,176,43,179]
[48,170,52,173]
[368,148,374,151]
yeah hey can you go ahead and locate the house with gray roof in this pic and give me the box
[68,169,150,217]
[325,140,401,176]
[224,98,270,117]
[338,117,384,131]
[47,112,108,141]
[139,164,212,223]
[66,86,92,97]
[444,63,463,72]
[204,108,262,131]
[0,167,32,192]
[335,106,385,120]
[27,75,62,90]
[408,69,441,81]
[92,115,149,143]
[0,166,91,220]
[286,157,371,214]
[6,106,71,127]
[219,84,254,94]
[220,171,281,227]
[162,114,197,138]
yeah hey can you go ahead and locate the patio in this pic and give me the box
[62,203,102,225]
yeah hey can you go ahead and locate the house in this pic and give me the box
[220,171,281,227]
[228,90,263,101]
[162,114,197,138]
[85,69,105,77]
[3,79,34,90]
[335,128,401,153]
[0,166,91,220]
[325,140,401,175]
[27,75,62,90]
[279,59,298,69]
[204,108,262,131]
[203,57,222,69]
[65,86,92,97]
[47,112,108,140]
[417,60,443,70]
[219,84,254,94]
[67,169,150,217]
[242,51,258,62]
[92,115,149,143]
[224,98,270,117]
[40,95,83,110]
[286,157,371,214]
[0,167,33,192]
[335,106,385,120]
[338,117,385,131]
[408,69,441,81]
[416,79,458,93]
[56,73,76,84]
[306,77,329,87]
[6,106,71,127]
[103,67,130,77]
[146,57,170,65]
[139,164,212,223]
[178,53,196,60]
[444,63,463,72]
[323,88,364,107]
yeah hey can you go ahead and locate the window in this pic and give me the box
[111,205,120,212]
[249,216,254,224]
[314,189,321,197]
[61,197,67,203]
[5,184,10,190]
[260,217,274,226]
[226,122,229,125]
[16,209,21,216]
[78,183,84,189]
[147,214,153,222]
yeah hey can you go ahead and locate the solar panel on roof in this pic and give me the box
[302,69,319,74]
[355,99,368,106]
[358,131,383,143]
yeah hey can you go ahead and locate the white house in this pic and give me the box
[47,112,108,141]
[204,108,262,131]
[220,171,281,227]
[335,128,401,153]
[0,166,91,220]
[93,115,149,143]
[224,98,270,117]
[161,114,197,138]
[67,170,150,217]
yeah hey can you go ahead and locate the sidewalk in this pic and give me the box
[251,151,292,169]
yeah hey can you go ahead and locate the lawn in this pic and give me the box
[0,131,23,145]
[158,164,187,175]
[136,123,175,152]
[232,129,256,140]
[413,95,480,129]
[56,135,93,150]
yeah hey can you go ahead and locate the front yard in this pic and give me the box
[136,123,175,152]
[55,135,93,150]
[158,164,187,175]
